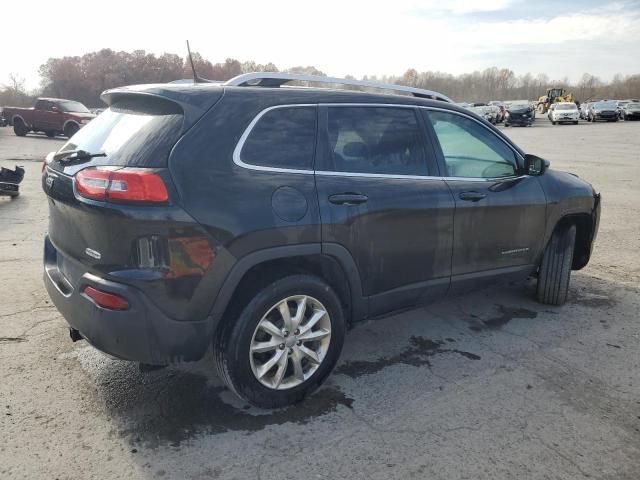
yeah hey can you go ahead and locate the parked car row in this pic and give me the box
[579,99,640,122]
[457,100,535,127]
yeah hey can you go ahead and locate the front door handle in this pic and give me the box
[459,191,487,202]
[328,193,369,205]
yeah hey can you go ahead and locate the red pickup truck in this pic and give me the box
[3,97,95,138]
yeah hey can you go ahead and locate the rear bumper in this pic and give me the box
[44,235,213,364]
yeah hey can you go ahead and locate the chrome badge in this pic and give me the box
[85,248,102,260]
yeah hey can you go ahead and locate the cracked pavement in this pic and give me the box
[1,120,639,479]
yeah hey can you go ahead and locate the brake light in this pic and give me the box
[75,167,168,204]
[83,286,129,310]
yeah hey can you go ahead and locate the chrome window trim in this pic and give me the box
[232,104,316,175]
[233,103,526,181]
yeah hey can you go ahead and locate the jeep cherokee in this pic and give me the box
[42,73,601,408]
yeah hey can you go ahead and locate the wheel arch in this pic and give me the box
[549,213,596,270]
[210,244,366,338]
[63,119,80,133]
[12,114,28,128]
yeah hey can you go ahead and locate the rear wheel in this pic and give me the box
[45,131,56,138]
[64,123,79,138]
[13,119,27,137]
[536,224,576,306]
[214,274,346,408]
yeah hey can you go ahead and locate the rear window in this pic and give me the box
[56,97,184,173]
[240,106,317,170]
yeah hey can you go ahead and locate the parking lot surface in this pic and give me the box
[1,118,639,480]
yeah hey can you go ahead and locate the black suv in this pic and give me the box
[42,74,600,408]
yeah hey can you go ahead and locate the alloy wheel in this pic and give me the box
[249,295,331,390]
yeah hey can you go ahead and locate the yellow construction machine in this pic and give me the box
[537,88,574,113]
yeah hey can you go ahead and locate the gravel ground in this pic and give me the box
[1,118,639,480]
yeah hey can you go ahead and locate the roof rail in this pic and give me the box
[224,72,452,103]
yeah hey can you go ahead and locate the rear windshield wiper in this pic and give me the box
[53,149,107,163]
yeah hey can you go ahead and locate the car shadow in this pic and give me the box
[71,273,625,450]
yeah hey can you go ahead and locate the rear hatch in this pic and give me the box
[43,88,223,318]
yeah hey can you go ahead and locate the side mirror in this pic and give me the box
[51,106,60,113]
[524,154,549,176]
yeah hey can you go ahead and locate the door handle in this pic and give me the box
[328,193,369,205]
[458,191,487,202]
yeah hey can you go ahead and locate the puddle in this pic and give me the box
[468,305,537,332]
[335,336,480,378]
[71,346,354,447]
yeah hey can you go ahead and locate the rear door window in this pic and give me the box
[326,106,429,176]
[55,97,184,174]
[240,106,317,170]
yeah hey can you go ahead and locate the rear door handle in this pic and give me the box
[328,193,369,205]
[458,191,487,202]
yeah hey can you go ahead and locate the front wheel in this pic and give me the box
[536,224,576,306]
[63,123,79,138]
[214,274,346,408]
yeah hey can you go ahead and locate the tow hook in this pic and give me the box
[69,328,83,342]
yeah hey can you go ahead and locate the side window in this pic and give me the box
[428,111,518,178]
[327,107,428,176]
[35,100,47,111]
[241,106,316,170]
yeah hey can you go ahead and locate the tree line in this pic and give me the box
[1,48,639,108]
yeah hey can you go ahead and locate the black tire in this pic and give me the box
[13,119,27,137]
[536,224,576,306]
[45,131,56,138]
[552,121,557,125]
[64,123,79,138]
[214,274,346,408]
[573,121,578,125]
[504,123,510,127]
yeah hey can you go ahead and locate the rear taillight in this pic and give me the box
[83,286,129,310]
[75,167,169,204]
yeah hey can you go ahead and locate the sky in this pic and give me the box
[2,0,639,90]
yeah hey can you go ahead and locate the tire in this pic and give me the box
[45,131,56,138]
[214,274,346,408]
[536,224,576,306]
[504,123,510,127]
[13,119,27,137]
[64,123,79,139]
[573,121,578,125]
[552,121,556,125]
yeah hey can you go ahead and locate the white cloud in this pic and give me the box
[1,0,638,91]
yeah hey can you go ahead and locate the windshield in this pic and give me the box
[509,103,529,109]
[594,101,616,109]
[556,104,577,110]
[56,97,184,175]
[57,100,91,114]
[627,103,640,110]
